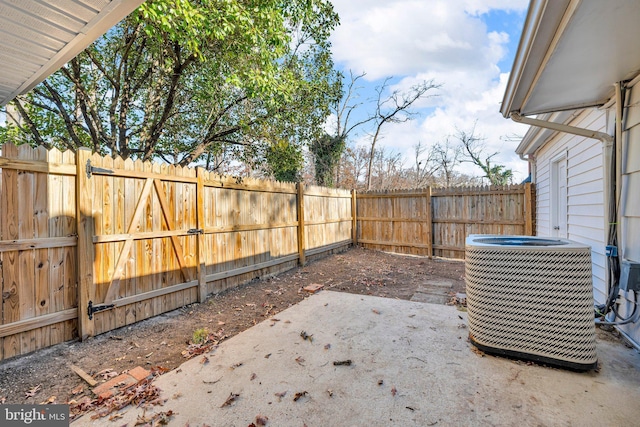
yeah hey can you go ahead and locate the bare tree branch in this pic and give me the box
[9,99,48,148]
[365,79,439,190]
[456,122,513,185]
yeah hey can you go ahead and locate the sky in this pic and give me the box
[328,0,532,182]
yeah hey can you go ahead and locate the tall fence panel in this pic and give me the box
[200,174,301,295]
[357,184,535,259]
[303,185,353,259]
[356,189,432,256]
[0,144,78,360]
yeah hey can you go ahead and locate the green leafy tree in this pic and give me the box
[5,0,340,172]
[311,134,346,186]
[264,139,304,182]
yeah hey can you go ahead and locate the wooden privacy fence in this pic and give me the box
[0,143,353,361]
[357,184,535,258]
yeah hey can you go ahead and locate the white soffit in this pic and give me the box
[502,0,640,117]
[0,0,144,106]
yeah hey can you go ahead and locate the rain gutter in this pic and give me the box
[510,112,613,146]
[500,0,549,117]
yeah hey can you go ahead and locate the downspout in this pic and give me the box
[615,82,623,231]
[519,152,535,182]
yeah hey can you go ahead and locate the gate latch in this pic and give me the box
[187,228,204,234]
[87,300,114,320]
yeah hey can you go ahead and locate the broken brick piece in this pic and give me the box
[92,367,151,400]
[303,284,324,294]
[128,366,152,382]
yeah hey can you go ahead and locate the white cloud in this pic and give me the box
[463,0,529,15]
[332,0,496,80]
[329,0,531,181]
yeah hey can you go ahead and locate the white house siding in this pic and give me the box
[619,82,640,346]
[533,108,608,304]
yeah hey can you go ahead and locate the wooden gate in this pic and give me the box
[76,149,203,338]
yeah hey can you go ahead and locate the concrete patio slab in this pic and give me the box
[75,291,640,426]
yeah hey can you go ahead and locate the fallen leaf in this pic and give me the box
[274,391,287,400]
[264,353,272,359]
[391,386,397,397]
[40,395,56,404]
[300,331,313,342]
[97,369,118,380]
[255,414,269,426]
[372,309,381,315]
[201,355,209,364]
[25,384,42,398]
[202,377,222,385]
[152,366,170,376]
[220,392,240,408]
[250,373,257,381]
[134,410,175,426]
[109,413,124,421]
[71,385,84,395]
[293,391,308,402]
[470,346,485,357]
[218,321,226,325]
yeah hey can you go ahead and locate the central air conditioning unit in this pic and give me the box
[465,235,597,370]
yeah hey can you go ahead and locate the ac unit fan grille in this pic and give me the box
[466,248,597,367]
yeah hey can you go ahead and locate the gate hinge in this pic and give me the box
[86,159,114,178]
[187,228,204,234]
[87,300,114,320]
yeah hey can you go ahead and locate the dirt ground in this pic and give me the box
[0,246,465,416]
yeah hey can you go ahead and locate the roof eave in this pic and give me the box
[1,0,145,106]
